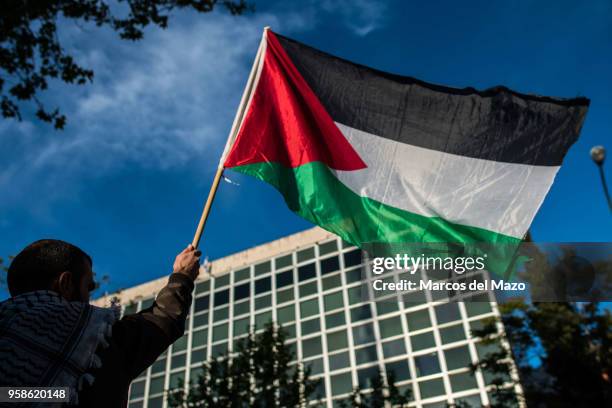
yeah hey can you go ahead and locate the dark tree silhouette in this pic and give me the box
[1,0,250,129]
[338,371,411,408]
[167,323,322,408]
[471,246,612,408]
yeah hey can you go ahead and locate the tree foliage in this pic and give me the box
[167,323,322,408]
[1,0,250,129]
[338,371,411,408]
[471,245,612,408]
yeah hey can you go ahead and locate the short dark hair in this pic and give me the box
[7,239,92,296]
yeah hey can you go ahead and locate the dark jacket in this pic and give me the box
[79,273,194,407]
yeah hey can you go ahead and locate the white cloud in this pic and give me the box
[0,12,284,212]
[0,3,388,217]
[320,0,388,36]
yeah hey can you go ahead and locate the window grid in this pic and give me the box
[126,237,506,408]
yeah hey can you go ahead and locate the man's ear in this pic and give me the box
[56,271,74,300]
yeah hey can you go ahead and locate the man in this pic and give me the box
[0,239,200,407]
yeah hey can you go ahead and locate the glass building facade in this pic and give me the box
[120,229,516,408]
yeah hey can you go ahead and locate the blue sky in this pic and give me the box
[1,0,611,299]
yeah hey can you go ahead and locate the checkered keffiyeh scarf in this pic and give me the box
[0,291,120,405]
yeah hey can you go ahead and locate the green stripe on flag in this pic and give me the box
[230,161,522,246]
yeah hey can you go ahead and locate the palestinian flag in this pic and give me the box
[220,29,589,249]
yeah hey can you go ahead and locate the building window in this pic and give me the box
[327,330,348,352]
[277,287,294,304]
[276,270,293,288]
[414,353,441,377]
[382,338,406,358]
[322,274,342,291]
[386,360,411,381]
[214,289,229,307]
[151,358,166,374]
[148,375,164,395]
[283,324,296,339]
[302,337,323,358]
[347,286,364,305]
[450,372,478,392]
[255,311,273,328]
[378,316,403,338]
[191,348,207,365]
[171,353,186,369]
[301,318,321,336]
[350,304,372,322]
[345,268,362,284]
[233,300,249,316]
[195,280,210,294]
[141,298,154,310]
[212,323,228,342]
[297,247,315,263]
[255,294,271,310]
[418,377,445,399]
[320,256,340,275]
[305,357,324,376]
[277,304,295,324]
[435,303,461,324]
[411,331,436,351]
[465,295,493,316]
[255,277,271,294]
[329,351,350,371]
[275,254,293,270]
[213,306,229,322]
[403,290,426,305]
[233,317,249,337]
[376,300,399,316]
[254,261,271,276]
[439,324,465,344]
[325,311,346,329]
[234,267,250,282]
[352,323,375,346]
[444,345,472,371]
[194,295,209,313]
[173,335,188,353]
[148,396,163,408]
[215,273,230,288]
[129,380,145,398]
[299,281,318,297]
[455,394,483,407]
[234,282,250,301]
[357,365,379,389]
[355,345,378,365]
[324,291,344,312]
[476,340,504,360]
[192,329,208,348]
[318,240,338,256]
[406,309,431,331]
[211,342,227,357]
[331,372,352,396]
[343,249,362,268]
[300,299,319,319]
[298,263,316,281]
[192,312,208,328]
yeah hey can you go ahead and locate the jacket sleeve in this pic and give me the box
[111,273,194,380]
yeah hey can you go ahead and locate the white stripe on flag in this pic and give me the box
[333,122,559,239]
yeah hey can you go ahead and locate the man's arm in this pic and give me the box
[107,245,201,380]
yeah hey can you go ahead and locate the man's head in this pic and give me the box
[7,239,95,302]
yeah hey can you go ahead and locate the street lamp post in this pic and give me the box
[590,145,611,211]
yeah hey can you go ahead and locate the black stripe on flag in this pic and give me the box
[276,34,589,166]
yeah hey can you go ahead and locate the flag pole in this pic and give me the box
[191,27,270,248]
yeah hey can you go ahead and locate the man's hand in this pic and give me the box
[173,245,201,281]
